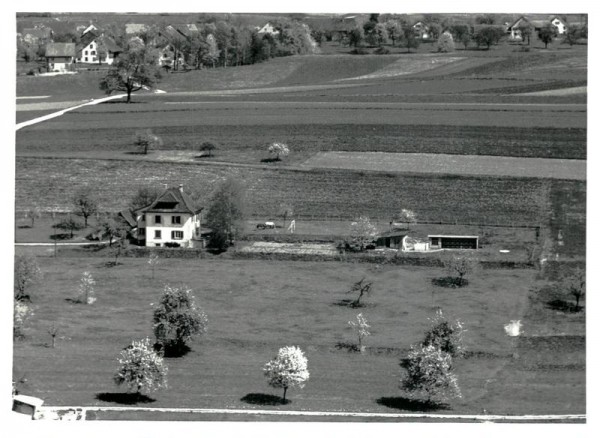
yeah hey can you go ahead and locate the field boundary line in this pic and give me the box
[38,405,585,422]
[16,94,127,131]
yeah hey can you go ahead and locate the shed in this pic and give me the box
[375,231,407,249]
[428,235,479,250]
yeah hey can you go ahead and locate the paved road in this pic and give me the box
[34,405,585,423]
[15,94,127,131]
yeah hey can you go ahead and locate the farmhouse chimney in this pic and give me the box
[178,184,184,193]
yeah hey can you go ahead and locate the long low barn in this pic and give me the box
[428,235,479,250]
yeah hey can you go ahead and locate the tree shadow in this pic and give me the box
[50,233,73,241]
[547,299,581,313]
[240,393,289,406]
[260,157,281,163]
[431,277,468,288]
[154,342,191,358]
[332,299,373,308]
[334,341,361,353]
[65,297,84,304]
[17,225,32,229]
[376,396,448,412]
[124,151,149,155]
[95,392,155,405]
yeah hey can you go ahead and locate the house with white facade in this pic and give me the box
[76,32,122,65]
[134,185,203,248]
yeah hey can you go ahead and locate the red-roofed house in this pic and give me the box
[134,185,203,248]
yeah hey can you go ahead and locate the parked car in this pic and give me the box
[256,221,276,230]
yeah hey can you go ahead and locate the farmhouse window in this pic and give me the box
[84,57,88,62]
[84,50,88,55]
[91,50,96,55]
[172,216,181,224]
[138,228,145,236]
[431,237,439,246]
[155,230,162,239]
[92,57,96,61]
[172,231,184,240]
[155,215,162,224]
[141,214,146,222]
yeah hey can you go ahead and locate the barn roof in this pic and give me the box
[45,43,75,57]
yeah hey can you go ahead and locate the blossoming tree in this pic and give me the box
[401,344,462,404]
[263,346,309,402]
[114,338,168,395]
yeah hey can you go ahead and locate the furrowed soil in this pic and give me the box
[15,157,551,227]
[16,104,586,161]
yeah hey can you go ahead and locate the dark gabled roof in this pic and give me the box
[76,34,122,56]
[45,43,76,57]
[119,209,137,228]
[376,230,408,239]
[135,187,202,215]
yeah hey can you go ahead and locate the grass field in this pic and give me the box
[12,256,584,415]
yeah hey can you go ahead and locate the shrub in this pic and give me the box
[152,284,208,355]
[74,271,96,304]
[263,346,310,402]
[113,338,168,395]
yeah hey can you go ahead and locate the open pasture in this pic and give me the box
[13,256,583,414]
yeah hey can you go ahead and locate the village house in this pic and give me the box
[75,32,122,65]
[412,21,431,40]
[44,42,75,72]
[257,22,280,36]
[156,24,198,69]
[134,185,203,248]
[507,15,569,40]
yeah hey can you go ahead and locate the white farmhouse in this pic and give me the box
[135,185,203,248]
[76,33,122,65]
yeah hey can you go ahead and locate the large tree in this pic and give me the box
[538,25,555,49]
[99,43,161,103]
[384,19,402,46]
[205,177,246,250]
[153,284,208,356]
[402,26,420,53]
[129,187,162,211]
[473,25,504,49]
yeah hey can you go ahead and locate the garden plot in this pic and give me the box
[302,152,586,181]
[240,241,338,256]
